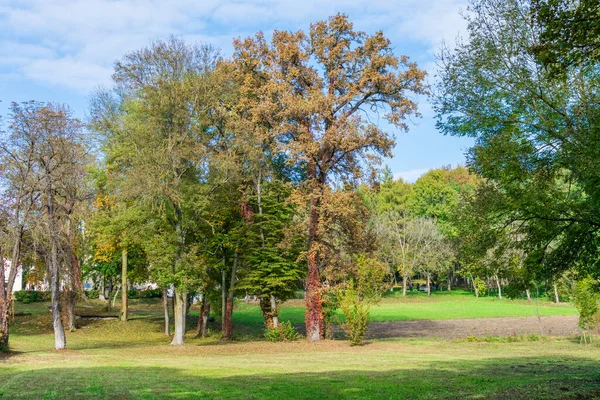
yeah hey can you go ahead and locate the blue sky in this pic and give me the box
[0,0,473,182]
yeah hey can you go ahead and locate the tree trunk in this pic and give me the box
[196,296,210,337]
[223,251,238,339]
[426,274,431,296]
[162,288,170,336]
[526,288,531,301]
[495,275,502,300]
[99,275,106,302]
[402,276,407,297]
[553,283,560,303]
[270,294,279,329]
[259,297,274,329]
[47,183,66,350]
[120,248,128,322]
[170,289,187,345]
[61,289,77,331]
[305,171,324,342]
[0,252,8,351]
[220,269,225,325]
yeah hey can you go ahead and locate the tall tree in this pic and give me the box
[7,102,87,350]
[232,14,426,341]
[435,0,600,280]
[93,37,225,345]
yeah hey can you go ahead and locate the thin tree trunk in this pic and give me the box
[270,294,278,329]
[99,275,106,302]
[111,284,121,310]
[162,288,170,336]
[46,181,66,350]
[526,288,531,301]
[223,251,238,339]
[553,283,560,303]
[221,269,226,326]
[196,296,210,337]
[170,289,187,345]
[0,251,8,351]
[426,274,431,296]
[1,226,25,351]
[120,248,128,322]
[402,276,407,297]
[495,275,502,300]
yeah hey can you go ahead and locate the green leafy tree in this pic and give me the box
[231,14,426,341]
[435,0,600,280]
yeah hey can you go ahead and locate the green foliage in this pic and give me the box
[435,0,600,280]
[13,291,50,304]
[263,321,299,342]
[85,290,100,300]
[339,285,370,346]
[473,278,487,297]
[128,289,162,299]
[573,277,599,332]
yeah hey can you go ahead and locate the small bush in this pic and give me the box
[473,278,487,297]
[128,289,162,299]
[13,290,50,303]
[339,286,370,346]
[264,321,298,342]
[86,289,100,300]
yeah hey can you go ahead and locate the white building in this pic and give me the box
[3,259,23,293]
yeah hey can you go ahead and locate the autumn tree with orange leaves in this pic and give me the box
[231,14,426,341]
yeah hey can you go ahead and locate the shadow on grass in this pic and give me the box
[0,356,599,399]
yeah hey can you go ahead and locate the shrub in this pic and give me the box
[86,289,100,300]
[13,290,50,303]
[473,277,487,297]
[572,277,599,343]
[339,286,370,346]
[128,289,162,299]
[264,321,298,342]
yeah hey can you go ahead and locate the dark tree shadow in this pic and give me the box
[1,356,599,399]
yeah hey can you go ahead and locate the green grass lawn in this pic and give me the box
[1,293,591,399]
[231,289,576,327]
[2,328,599,399]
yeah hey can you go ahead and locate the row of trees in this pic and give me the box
[1,14,428,349]
[2,0,599,350]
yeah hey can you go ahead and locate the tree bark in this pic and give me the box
[162,288,170,336]
[402,276,407,297]
[120,248,128,322]
[0,252,8,351]
[221,269,226,327]
[170,289,187,345]
[553,283,560,303]
[259,297,274,329]
[46,181,66,350]
[61,289,77,331]
[305,169,324,342]
[270,294,279,329]
[196,296,210,337]
[426,274,431,296]
[526,288,531,301]
[495,275,502,300]
[223,251,238,339]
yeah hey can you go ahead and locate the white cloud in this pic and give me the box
[394,168,429,183]
[0,0,468,93]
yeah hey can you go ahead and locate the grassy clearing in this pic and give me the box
[231,290,576,327]
[2,329,599,399]
[0,294,591,399]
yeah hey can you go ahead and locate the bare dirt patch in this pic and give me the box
[366,315,580,339]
